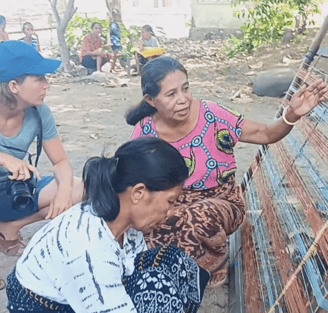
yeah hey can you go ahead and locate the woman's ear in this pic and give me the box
[144,95,155,108]
[8,80,19,95]
[130,183,149,204]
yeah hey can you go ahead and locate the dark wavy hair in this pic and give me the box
[91,22,102,30]
[81,137,188,222]
[142,24,156,37]
[125,57,188,126]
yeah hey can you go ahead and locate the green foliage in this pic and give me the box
[185,21,192,28]
[292,34,303,43]
[65,15,141,57]
[120,24,142,57]
[227,0,322,57]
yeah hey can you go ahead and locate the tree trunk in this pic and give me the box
[57,29,71,72]
[105,0,121,19]
[49,0,77,73]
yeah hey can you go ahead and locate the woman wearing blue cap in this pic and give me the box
[0,41,83,256]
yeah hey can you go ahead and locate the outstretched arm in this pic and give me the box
[240,81,328,145]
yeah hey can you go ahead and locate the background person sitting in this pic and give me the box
[0,16,9,42]
[19,22,40,51]
[0,41,83,256]
[133,25,164,75]
[80,22,110,73]
[141,24,159,48]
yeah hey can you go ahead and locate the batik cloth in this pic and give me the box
[131,100,246,272]
[7,269,74,313]
[7,246,210,313]
[146,176,245,273]
[123,245,210,313]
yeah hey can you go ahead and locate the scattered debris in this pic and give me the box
[249,61,264,70]
[89,133,99,140]
[230,89,241,100]
[245,71,257,76]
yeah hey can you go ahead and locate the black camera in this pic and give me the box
[7,174,37,212]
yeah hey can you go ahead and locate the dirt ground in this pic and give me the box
[1,29,324,312]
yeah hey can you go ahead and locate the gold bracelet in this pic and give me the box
[282,106,299,126]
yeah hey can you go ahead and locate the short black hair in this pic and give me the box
[91,22,102,30]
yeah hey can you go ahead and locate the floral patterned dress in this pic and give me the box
[131,100,246,273]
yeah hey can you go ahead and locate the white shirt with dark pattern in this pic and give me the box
[16,203,147,313]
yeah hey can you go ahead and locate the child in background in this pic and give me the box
[0,16,9,42]
[141,25,159,48]
[109,9,122,72]
[134,25,163,74]
[20,22,40,51]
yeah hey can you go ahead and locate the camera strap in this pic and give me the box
[0,107,43,167]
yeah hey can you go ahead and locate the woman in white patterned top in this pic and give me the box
[6,137,208,313]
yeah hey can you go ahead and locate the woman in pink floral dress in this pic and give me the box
[126,57,327,286]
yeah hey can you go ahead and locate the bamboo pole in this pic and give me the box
[284,13,328,102]
[268,220,328,313]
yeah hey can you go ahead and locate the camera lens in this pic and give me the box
[15,195,31,207]
[11,181,34,211]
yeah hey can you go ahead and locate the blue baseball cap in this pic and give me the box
[0,41,62,83]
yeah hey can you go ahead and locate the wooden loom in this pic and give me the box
[229,15,328,313]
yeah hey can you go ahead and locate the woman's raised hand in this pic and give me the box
[288,81,328,122]
[0,153,41,181]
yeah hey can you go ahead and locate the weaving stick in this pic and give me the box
[300,55,320,87]
[268,219,328,313]
[284,13,328,102]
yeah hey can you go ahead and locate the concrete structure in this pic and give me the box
[191,0,247,29]
[0,0,108,45]
[0,0,249,42]
[121,0,192,38]
[120,0,248,39]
